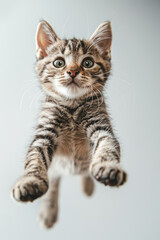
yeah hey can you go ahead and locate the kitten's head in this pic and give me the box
[36,20,112,99]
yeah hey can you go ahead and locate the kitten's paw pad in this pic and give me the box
[39,211,57,229]
[91,162,127,187]
[11,175,48,202]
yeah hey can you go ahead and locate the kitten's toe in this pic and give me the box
[11,175,48,202]
[91,161,127,187]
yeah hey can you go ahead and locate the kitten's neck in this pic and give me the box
[44,88,103,108]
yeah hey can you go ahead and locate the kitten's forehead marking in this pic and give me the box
[63,39,85,56]
[48,38,98,64]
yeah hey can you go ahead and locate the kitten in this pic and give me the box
[11,20,127,229]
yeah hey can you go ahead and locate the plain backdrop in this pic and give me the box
[0,0,160,239]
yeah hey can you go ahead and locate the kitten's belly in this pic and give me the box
[48,135,91,177]
[48,153,83,176]
[48,125,92,177]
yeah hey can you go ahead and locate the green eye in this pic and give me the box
[53,58,65,68]
[82,58,94,68]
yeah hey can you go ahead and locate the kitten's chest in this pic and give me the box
[50,120,91,175]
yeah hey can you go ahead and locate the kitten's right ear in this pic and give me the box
[36,20,60,59]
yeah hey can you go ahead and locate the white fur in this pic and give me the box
[48,153,78,177]
[54,83,87,99]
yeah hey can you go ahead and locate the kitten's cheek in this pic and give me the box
[52,81,59,90]
[53,81,62,93]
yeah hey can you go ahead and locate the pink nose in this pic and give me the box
[67,70,79,78]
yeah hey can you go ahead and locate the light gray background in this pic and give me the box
[0,0,160,239]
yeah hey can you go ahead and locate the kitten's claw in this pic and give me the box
[11,175,48,202]
[91,161,127,187]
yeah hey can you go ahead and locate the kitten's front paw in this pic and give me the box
[11,175,48,202]
[91,161,127,187]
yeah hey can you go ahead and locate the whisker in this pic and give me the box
[19,85,39,110]
[110,75,132,85]
[93,71,111,77]
[29,90,43,109]
[93,85,104,106]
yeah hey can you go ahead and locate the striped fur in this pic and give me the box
[12,20,127,229]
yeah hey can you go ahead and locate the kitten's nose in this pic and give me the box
[67,70,79,78]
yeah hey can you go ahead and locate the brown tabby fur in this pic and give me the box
[11,20,127,229]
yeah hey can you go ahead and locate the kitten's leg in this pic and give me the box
[81,176,94,196]
[11,124,58,202]
[90,134,127,186]
[39,177,60,229]
[81,103,127,187]
[11,148,49,202]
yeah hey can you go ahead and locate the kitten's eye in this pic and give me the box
[53,58,65,68]
[82,58,94,68]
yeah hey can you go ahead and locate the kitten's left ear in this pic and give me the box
[89,22,112,58]
[36,20,60,59]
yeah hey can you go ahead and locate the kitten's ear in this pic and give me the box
[89,22,112,58]
[36,20,60,59]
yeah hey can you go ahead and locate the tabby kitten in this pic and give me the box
[11,20,127,229]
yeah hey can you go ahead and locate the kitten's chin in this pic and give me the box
[54,84,87,99]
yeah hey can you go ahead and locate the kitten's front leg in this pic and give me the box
[86,113,127,187]
[12,123,58,202]
[90,134,127,186]
[12,148,49,202]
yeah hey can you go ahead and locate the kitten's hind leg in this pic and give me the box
[81,176,94,197]
[39,177,60,229]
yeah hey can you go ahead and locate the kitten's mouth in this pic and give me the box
[67,78,79,87]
